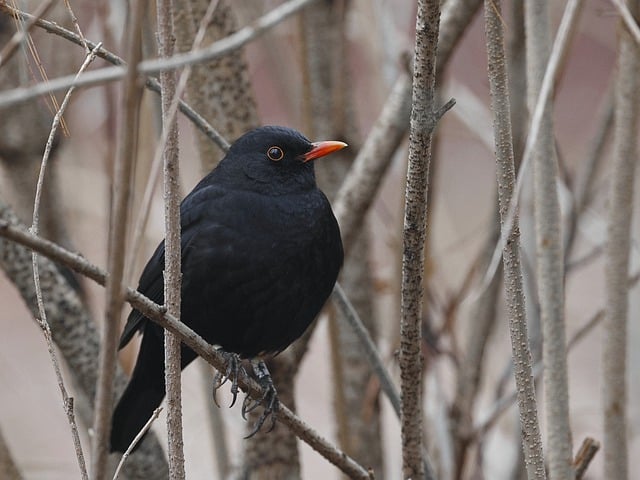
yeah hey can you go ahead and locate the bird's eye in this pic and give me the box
[267,146,284,161]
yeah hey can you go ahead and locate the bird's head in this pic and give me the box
[218,126,347,194]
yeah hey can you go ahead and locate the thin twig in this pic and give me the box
[0,3,229,151]
[475,0,583,303]
[572,437,600,480]
[0,0,57,68]
[610,0,640,46]
[473,270,640,437]
[483,0,546,477]
[61,0,88,52]
[0,0,318,107]
[29,43,101,480]
[112,407,163,480]
[332,284,401,415]
[0,222,373,480]
[124,0,222,289]
[91,1,145,477]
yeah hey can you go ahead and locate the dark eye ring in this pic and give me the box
[267,146,284,161]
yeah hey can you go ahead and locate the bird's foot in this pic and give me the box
[212,349,248,408]
[242,359,279,438]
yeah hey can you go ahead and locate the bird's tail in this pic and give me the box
[110,332,166,453]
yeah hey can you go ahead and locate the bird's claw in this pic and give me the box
[212,350,247,408]
[242,360,279,438]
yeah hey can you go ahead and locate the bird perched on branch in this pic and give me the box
[110,125,345,453]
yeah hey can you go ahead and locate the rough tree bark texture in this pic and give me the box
[173,0,259,171]
[603,0,640,477]
[524,3,573,479]
[156,0,185,477]
[400,0,443,478]
[0,1,77,265]
[483,1,547,478]
[0,4,168,477]
[0,200,168,479]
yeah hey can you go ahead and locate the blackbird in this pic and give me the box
[110,126,345,453]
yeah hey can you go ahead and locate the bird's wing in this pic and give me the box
[118,185,226,349]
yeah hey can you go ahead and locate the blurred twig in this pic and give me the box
[0,2,229,151]
[0,0,56,67]
[92,0,145,477]
[573,437,600,480]
[0,0,318,106]
[475,0,584,304]
[525,1,574,477]
[602,0,640,476]
[28,42,101,480]
[332,284,400,416]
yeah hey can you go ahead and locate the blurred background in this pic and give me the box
[0,0,638,479]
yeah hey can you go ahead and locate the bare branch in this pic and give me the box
[156,0,185,477]
[573,437,600,480]
[476,0,583,302]
[610,0,640,46]
[112,407,163,480]
[483,0,546,477]
[92,1,146,477]
[332,284,400,416]
[0,222,373,480]
[0,3,229,151]
[525,1,573,477]
[602,0,640,476]
[0,0,318,108]
[0,0,57,68]
[28,42,101,480]
[400,1,448,478]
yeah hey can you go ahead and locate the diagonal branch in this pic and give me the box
[0,221,373,480]
[0,0,318,108]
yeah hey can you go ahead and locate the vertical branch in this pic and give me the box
[483,1,546,478]
[400,1,449,478]
[156,0,184,477]
[91,0,146,478]
[524,2,573,479]
[602,0,640,477]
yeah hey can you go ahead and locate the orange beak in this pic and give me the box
[302,140,348,162]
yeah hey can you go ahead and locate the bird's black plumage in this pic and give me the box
[110,126,344,453]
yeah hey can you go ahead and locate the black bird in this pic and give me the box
[110,126,345,453]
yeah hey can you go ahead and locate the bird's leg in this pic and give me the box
[242,359,279,437]
[212,349,248,408]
